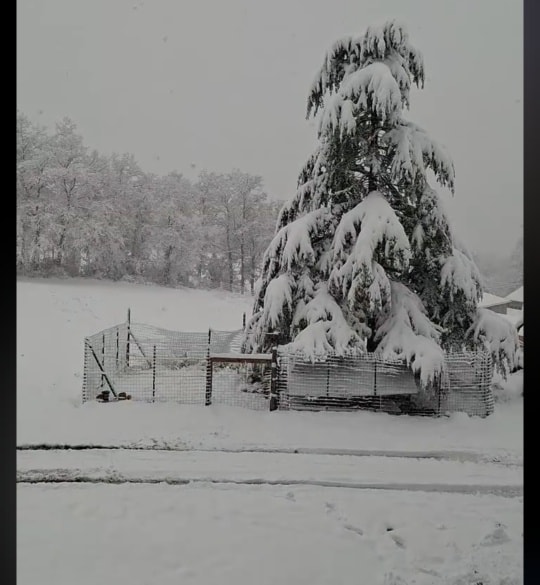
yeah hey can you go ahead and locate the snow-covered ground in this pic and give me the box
[16,277,523,458]
[18,483,522,585]
[17,449,522,492]
[17,277,523,585]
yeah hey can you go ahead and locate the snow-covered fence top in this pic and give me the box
[82,318,494,417]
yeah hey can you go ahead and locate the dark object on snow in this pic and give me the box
[96,390,110,402]
[248,371,263,384]
[96,390,132,402]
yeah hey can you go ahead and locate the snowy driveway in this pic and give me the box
[17,448,522,496]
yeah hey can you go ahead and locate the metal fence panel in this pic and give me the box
[439,351,494,417]
[275,348,494,417]
[209,360,272,411]
[82,319,495,417]
[83,322,269,408]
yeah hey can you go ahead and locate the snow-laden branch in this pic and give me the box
[440,248,482,304]
[375,281,445,386]
[350,260,392,311]
[288,283,363,358]
[340,62,402,121]
[318,63,402,136]
[308,21,424,119]
[330,192,411,298]
[263,207,331,272]
[261,273,294,329]
[382,122,455,191]
[467,308,519,375]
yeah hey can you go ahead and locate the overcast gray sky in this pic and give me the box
[17,0,522,258]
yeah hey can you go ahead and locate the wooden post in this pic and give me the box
[242,312,246,329]
[269,347,278,411]
[126,308,131,368]
[115,328,119,367]
[152,345,156,402]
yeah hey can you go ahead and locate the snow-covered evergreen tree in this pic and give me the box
[244,21,518,382]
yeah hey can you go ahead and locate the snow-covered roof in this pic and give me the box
[478,293,511,308]
[506,286,523,303]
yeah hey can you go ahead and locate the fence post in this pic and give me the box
[373,358,381,411]
[325,361,330,411]
[82,338,89,403]
[115,328,119,368]
[242,312,246,329]
[437,377,442,416]
[269,346,278,411]
[152,345,157,403]
[205,328,213,405]
[126,308,131,368]
[481,351,493,417]
[205,352,213,406]
[100,333,105,389]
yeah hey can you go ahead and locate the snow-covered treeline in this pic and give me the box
[16,112,282,292]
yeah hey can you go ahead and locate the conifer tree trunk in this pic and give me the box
[250,253,256,294]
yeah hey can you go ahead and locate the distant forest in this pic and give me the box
[16,111,283,293]
[16,111,521,296]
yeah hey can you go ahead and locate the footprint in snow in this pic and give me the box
[389,532,406,548]
[481,524,510,546]
[343,523,364,536]
[325,502,363,536]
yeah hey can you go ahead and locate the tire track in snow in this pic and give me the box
[16,470,522,497]
[16,444,521,465]
[17,448,522,498]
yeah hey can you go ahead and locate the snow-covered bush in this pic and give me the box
[243,21,518,384]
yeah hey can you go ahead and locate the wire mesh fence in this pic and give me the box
[82,317,270,409]
[83,314,495,417]
[207,354,275,411]
[275,349,494,417]
[276,351,420,414]
[439,350,494,417]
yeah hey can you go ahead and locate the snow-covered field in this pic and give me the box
[17,277,523,585]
